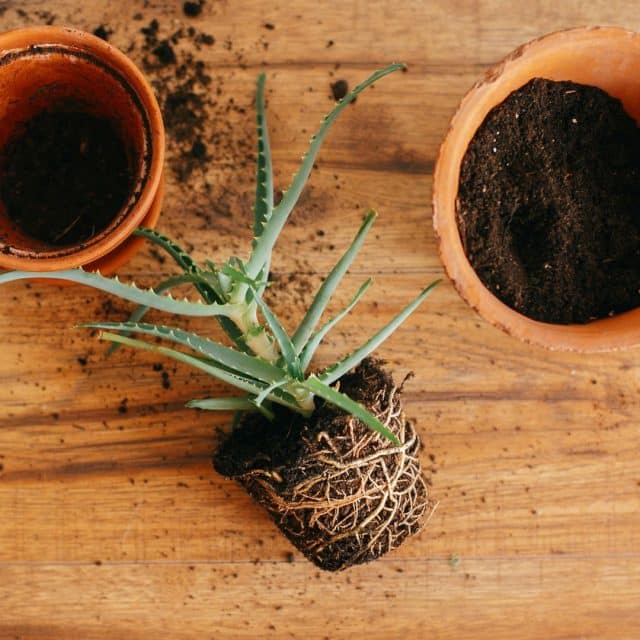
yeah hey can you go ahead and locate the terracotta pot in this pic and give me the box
[0,26,165,274]
[433,27,640,351]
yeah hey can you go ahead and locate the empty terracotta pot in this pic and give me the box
[433,27,640,351]
[0,26,165,274]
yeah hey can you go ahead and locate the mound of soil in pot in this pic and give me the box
[0,110,132,246]
[214,359,431,571]
[457,78,640,324]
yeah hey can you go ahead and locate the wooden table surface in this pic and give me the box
[2,1,640,638]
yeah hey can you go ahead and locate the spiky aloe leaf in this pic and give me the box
[292,210,376,354]
[248,286,302,380]
[133,228,216,291]
[318,280,441,386]
[254,73,274,296]
[107,273,206,356]
[188,396,276,421]
[99,332,302,413]
[253,73,274,241]
[186,397,255,411]
[133,227,195,264]
[303,375,400,445]
[133,227,249,349]
[227,74,274,307]
[299,278,372,373]
[81,321,286,384]
[245,63,405,280]
[221,263,267,290]
[254,378,290,407]
[0,269,240,318]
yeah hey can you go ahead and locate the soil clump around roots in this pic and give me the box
[214,359,432,571]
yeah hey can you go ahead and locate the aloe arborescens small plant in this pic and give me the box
[0,64,438,570]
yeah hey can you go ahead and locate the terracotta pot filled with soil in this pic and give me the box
[0,27,164,273]
[433,27,640,351]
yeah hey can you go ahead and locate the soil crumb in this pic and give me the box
[92,24,110,40]
[183,1,204,17]
[457,78,640,324]
[331,79,349,101]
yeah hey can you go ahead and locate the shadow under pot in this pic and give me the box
[433,26,640,352]
[0,26,165,275]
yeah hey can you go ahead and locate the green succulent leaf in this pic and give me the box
[299,278,372,373]
[248,286,303,380]
[255,262,270,300]
[134,228,208,284]
[303,375,400,445]
[221,263,267,290]
[134,227,249,349]
[253,72,274,241]
[186,396,275,421]
[81,321,286,384]
[245,63,405,280]
[254,378,290,407]
[254,73,274,296]
[106,273,208,356]
[0,269,240,318]
[292,210,376,354]
[186,397,255,411]
[99,332,302,413]
[318,279,441,386]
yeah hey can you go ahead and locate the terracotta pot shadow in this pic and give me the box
[433,27,640,351]
[0,26,165,274]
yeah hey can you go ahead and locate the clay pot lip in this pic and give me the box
[432,26,640,352]
[0,26,165,272]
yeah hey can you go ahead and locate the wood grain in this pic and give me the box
[2,1,640,638]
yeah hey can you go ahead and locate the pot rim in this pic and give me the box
[432,26,640,352]
[0,26,165,272]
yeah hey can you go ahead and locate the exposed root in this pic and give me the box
[216,359,433,571]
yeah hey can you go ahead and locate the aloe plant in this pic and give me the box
[0,63,438,444]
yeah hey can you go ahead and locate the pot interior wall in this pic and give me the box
[0,46,149,253]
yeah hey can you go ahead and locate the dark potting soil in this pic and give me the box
[457,77,640,324]
[214,400,306,482]
[0,111,132,246]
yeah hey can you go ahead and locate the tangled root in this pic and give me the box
[214,359,434,571]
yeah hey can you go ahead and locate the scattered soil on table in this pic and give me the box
[183,1,204,18]
[0,111,132,246]
[92,24,111,41]
[135,17,254,185]
[214,358,430,571]
[457,78,640,324]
